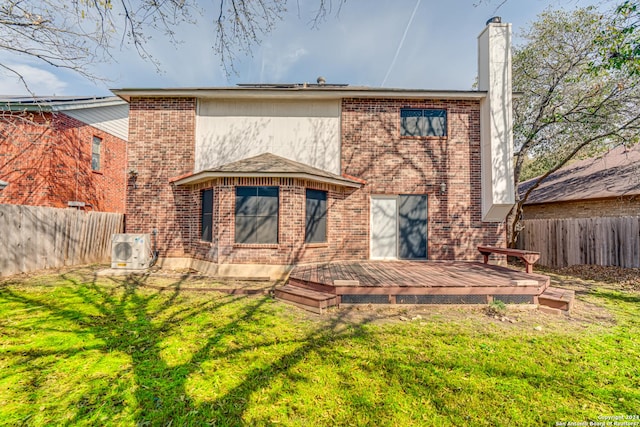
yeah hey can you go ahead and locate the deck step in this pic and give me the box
[288,277,335,293]
[538,287,575,313]
[274,285,339,314]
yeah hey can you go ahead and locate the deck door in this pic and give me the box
[370,195,427,260]
[398,195,427,260]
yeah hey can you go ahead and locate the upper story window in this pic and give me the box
[91,136,102,171]
[201,189,213,242]
[235,186,279,244]
[400,109,447,137]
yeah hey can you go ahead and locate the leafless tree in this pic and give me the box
[0,0,345,93]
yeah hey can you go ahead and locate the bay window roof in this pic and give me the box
[171,153,364,188]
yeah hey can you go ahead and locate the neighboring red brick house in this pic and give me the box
[0,96,128,213]
[113,21,515,277]
[519,143,640,219]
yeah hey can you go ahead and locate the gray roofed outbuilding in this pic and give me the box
[519,144,640,205]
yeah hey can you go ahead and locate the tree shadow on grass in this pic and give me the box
[0,269,392,425]
[2,268,637,425]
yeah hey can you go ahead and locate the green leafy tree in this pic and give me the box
[509,6,640,246]
[596,0,640,75]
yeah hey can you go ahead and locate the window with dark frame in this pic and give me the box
[235,186,279,244]
[305,189,327,244]
[91,136,102,171]
[201,189,213,242]
[400,109,447,137]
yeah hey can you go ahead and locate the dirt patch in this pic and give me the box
[104,268,278,294]
[130,277,277,294]
[306,299,616,331]
[1,265,278,295]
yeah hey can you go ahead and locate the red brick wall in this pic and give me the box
[341,98,505,260]
[186,178,361,265]
[523,196,640,219]
[128,96,506,265]
[126,97,196,256]
[0,111,126,212]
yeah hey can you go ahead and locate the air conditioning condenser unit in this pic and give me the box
[111,233,152,269]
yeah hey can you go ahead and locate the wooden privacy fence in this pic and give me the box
[0,205,124,277]
[517,217,640,268]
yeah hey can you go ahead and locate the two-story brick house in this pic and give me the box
[114,21,515,278]
[0,96,128,213]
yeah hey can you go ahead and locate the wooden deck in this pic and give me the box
[285,261,551,306]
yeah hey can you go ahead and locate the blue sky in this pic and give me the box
[0,0,605,96]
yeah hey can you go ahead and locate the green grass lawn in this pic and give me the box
[0,267,638,426]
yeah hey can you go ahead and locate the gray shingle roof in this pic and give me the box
[519,144,640,205]
[172,153,363,188]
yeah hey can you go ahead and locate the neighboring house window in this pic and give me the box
[235,186,279,244]
[91,136,102,171]
[305,189,327,243]
[400,109,447,137]
[201,189,213,242]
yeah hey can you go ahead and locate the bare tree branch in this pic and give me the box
[1,1,347,90]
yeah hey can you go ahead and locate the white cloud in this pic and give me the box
[0,64,68,96]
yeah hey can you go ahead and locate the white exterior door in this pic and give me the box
[370,197,398,259]
[370,195,428,260]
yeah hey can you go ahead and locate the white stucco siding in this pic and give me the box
[195,98,341,174]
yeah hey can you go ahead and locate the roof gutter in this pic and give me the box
[112,87,488,102]
[0,96,126,112]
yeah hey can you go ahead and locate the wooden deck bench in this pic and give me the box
[477,245,541,274]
